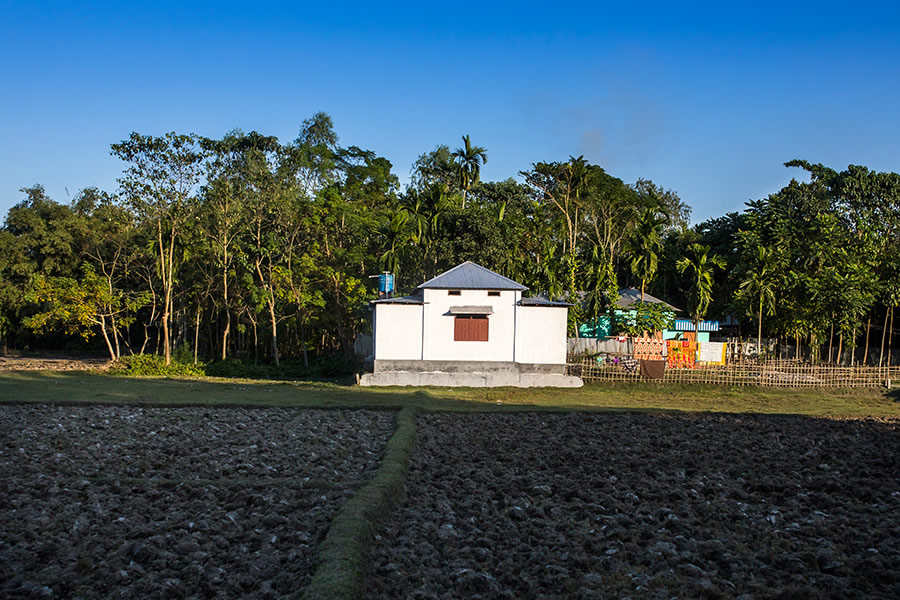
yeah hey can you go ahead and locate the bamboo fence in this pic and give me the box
[569,357,900,388]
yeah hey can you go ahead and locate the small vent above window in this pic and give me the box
[448,290,461,296]
[487,291,500,297]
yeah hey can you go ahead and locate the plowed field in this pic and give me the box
[367,413,899,599]
[0,405,393,599]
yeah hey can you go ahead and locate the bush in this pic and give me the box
[108,354,206,377]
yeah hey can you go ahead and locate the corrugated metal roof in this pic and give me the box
[416,261,528,291]
[370,294,423,305]
[616,287,680,312]
[519,297,573,307]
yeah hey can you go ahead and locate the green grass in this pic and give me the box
[301,406,417,600]
[1,370,897,416]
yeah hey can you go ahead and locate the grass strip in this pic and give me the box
[301,405,417,600]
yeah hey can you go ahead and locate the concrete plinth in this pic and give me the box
[359,370,583,388]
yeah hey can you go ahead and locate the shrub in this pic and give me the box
[108,354,206,377]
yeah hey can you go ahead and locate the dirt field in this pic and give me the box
[0,405,394,599]
[0,356,109,372]
[366,413,900,599]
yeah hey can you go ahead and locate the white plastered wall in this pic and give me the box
[422,289,519,362]
[514,306,568,364]
[373,304,424,360]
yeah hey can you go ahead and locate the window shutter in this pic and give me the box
[454,316,488,341]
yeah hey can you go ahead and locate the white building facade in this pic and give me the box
[361,262,581,387]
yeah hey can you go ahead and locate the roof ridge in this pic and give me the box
[416,261,528,291]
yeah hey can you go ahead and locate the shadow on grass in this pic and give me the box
[1,370,898,417]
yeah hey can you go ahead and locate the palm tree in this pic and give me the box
[736,246,780,351]
[452,134,487,209]
[377,211,410,276]
[627,208,666,302]
[676,243,726,334]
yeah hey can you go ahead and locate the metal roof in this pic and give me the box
[616,287,681,312]
[370,293,424,305]
[519,297,573,307]
[416,261,528,291]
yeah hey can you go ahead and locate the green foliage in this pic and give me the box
[24,264,149,360]
[108,354,206,377]
[676,243,726,325]
[626,207,666,299]
[452,134,487,208]
[614,302,676,337]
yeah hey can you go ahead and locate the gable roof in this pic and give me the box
[416,261,528,291]
[616,287,680,312]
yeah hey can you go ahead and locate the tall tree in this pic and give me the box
[676,243,725,332]
[626,207,666,301]
[111,132,205,364]
[735,245,781,351]
[452,134,487,208]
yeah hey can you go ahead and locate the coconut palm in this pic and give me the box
[736,245,781,351]
[676,243,726,332]
[627,208,666,302]
[452,134,487,209]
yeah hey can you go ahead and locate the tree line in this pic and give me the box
[1,113,898,367]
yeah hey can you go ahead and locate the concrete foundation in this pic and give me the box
[359,370,583,388]
[374,359,566,375]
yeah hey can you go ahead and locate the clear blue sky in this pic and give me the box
[2,1,898,223]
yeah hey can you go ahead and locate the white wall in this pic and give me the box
[373,304,423,360]
[422,289,519,362]
[515,306,568,364]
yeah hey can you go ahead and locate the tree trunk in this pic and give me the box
[110,313,121,360]
[160,226,172,365]
[880,306,889,367]
[99,315,117,361]
[837,331,843,366]
[194,305,201,365]
[268,298,279,367]
[299,310,309,368]
[888,306,895,367]
[221,257,230,361]
[757,295,763,353]
[252,321,259,365]
[863,316,871,366]
[828,320,834,363]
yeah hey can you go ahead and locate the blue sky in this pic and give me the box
[2,1,899,223]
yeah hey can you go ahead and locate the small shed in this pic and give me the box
[360,261,582,387]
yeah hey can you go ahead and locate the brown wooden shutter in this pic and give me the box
[454,316,489,341]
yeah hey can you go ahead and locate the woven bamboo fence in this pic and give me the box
[569,358,900,388]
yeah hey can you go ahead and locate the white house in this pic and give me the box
[360,261,582,387]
